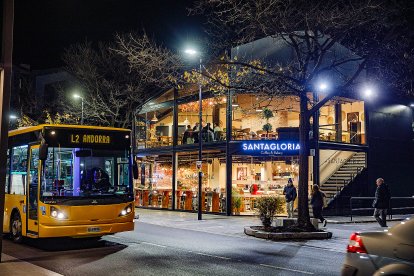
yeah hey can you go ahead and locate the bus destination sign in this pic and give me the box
[70,134,111,144]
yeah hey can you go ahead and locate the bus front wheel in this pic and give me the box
[10,212,23,243]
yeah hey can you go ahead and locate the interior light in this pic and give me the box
[50,131,56,135]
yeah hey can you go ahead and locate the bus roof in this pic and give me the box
[8,124,130,137]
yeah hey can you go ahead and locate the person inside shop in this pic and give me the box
[192,122,200,131]
[213,123,223,140]
[250,183,259,195]
[372,178,391,227]
[283,178,297,218]
[310,184,327,227]
[202,123,214,142]
[182,125,193,144]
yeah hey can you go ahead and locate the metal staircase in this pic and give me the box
[320,152,366,202]
[294,152,366,217]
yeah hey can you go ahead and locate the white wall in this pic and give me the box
[319,150,355,184]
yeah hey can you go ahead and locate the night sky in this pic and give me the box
[13,0,205,69]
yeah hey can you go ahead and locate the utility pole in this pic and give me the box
[0,0,14,262]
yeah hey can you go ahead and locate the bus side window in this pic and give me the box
[10,146,28,195]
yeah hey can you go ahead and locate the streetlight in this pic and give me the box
[361,84,376,99]
[73,94,84,125]
[9,114,18,120]
[318,81,329,92]
[184,47,203,220]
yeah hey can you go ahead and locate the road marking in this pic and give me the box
[189,251,231,260]
[141,241,167,248]
[259,263,314,275]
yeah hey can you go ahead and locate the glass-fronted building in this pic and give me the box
[133,86,371,215]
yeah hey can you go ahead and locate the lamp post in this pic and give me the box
[184,48,203,220]
[73,94,84,125]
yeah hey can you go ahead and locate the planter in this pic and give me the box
[274,218,319,229]
[244,226,332,240]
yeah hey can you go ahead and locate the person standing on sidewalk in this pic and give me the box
[283,178,297,218]
[372,178,391,227]
[310,184,327,227]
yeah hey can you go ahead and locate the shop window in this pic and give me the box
[178,97,227,145]
[10,145,28,195]
[319,99,366,144]
[135,155,173,209]
[176,150,226,213]
[231,155,299,215]
[231,94,300,141]
[137,107,174,149]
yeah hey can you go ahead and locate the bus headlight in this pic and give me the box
[119,204,133,216]
[50,206,67,219]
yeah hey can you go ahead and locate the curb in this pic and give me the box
[244,226,333,240]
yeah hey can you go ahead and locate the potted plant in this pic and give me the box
[262,108,274,137]
[262,123,273,134]
[232,188,242,215]
[262,107,274,121]
[232,197,242,215]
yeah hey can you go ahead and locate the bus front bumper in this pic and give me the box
[39,221,134,238]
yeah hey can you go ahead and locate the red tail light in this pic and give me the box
[347,232,368,254]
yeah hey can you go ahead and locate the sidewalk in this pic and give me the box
[135,208,410,232]
[0,253,62,276]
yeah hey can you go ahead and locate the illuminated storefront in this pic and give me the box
[132,87,373,216]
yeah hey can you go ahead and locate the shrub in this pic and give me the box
[256,196,284,228]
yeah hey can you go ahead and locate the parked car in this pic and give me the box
[342,217,414,276]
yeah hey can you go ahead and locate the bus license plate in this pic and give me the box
[87,227,101,233]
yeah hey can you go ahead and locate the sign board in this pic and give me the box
[196,160,202,169]
[238,140,300,156]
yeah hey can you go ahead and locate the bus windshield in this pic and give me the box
[41,147,131,198]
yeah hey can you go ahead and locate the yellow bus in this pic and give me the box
[3,125,135,242]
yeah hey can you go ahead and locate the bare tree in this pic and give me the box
[59,34,181,128]
[191,0,414,229]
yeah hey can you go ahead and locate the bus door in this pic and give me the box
[27,145,40,236]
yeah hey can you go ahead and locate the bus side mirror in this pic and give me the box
[39,142,48,160]
[132,160,138,180]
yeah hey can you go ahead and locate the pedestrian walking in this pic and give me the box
[372,178,391,227]
[283,178,297,218]
[310,184,327,227]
